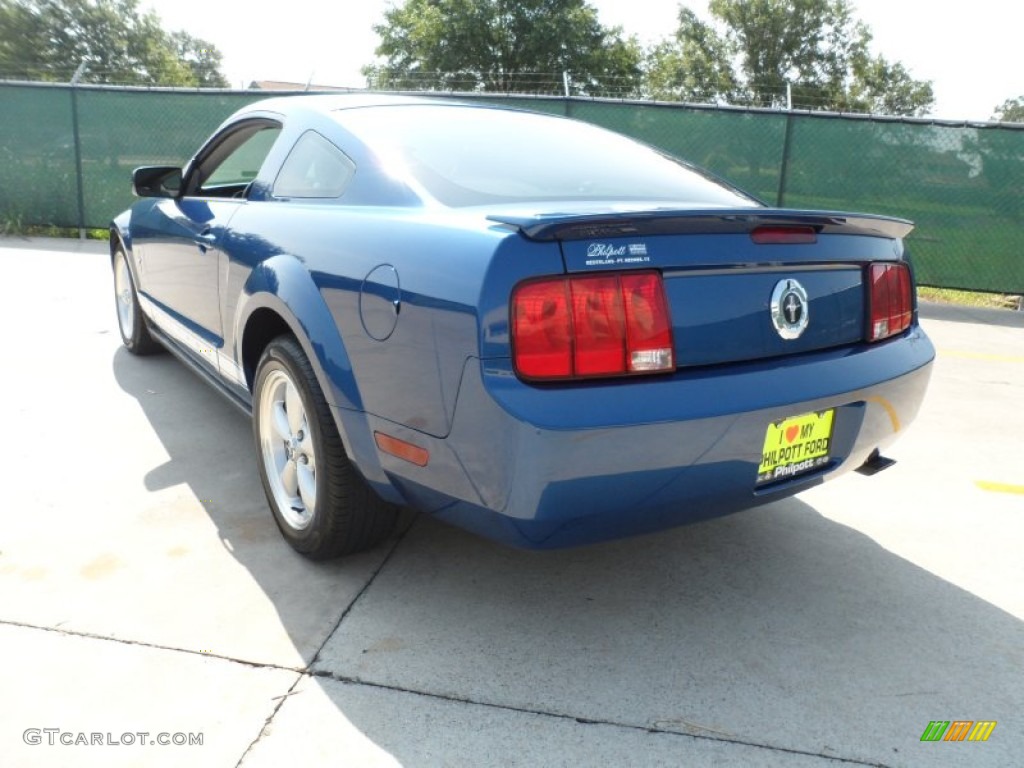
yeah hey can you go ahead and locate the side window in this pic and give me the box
[273,130,355,199]
[190,121,282,198]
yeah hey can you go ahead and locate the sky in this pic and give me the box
[141,0,1019,121]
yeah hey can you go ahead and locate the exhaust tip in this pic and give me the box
[855,449,896,477]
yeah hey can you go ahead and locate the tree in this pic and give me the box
[848,55,933,117]
[645,8,738,103]
[170,30,229,88]
[364,0,643,96]
[0,0,228,86]
[992,96,1024,123]
[646,0,933,116]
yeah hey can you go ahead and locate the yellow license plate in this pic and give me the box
[757,410,835,485]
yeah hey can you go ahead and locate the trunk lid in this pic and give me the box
[490,207,913,367]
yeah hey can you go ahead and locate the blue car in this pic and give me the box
[111,95,934,559]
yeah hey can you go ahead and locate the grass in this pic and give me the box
[918,286,1022,310]
[0,222,108,240]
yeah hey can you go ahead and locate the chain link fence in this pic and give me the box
[1,81,1021,293]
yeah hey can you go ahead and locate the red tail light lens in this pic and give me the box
[867,262,913,341]
[570,275,626,376]
[511,279,572,378]
[512,271,675,381]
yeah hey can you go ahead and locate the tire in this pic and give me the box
[253,336,397,559]
[112,244,161,355]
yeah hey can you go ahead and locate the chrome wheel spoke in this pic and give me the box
[296,463,316,511]
[268,442,288,474]
[285,382,304,436]
[272,400,292,441]
[280,458,298,497]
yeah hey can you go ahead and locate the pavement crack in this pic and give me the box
[234,522,415,767]
[0,619,303,673]
[307,514,417,671]
[306,670,893,767]
[233,671,305,768]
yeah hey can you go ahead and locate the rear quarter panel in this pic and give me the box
[221,203,563,439]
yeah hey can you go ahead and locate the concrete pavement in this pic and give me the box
[1,238,1021,767]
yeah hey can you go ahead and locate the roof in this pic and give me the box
[248,80,359,92]
[233,93,471,119]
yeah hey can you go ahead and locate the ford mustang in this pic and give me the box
[111,94,934,559]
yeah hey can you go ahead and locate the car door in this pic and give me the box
[131,119,283,373]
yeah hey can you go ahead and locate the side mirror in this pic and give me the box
[132,166,183,198]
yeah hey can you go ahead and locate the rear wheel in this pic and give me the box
[253,336,397,559]
[113,245,160,355]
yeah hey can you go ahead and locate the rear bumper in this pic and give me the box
[368,326,934,548]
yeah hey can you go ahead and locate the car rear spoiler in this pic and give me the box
[487,208,914,242]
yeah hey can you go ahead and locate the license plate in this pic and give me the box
[757,410,835,485]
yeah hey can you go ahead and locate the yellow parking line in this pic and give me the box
[975,480,1024,496]
[939,349,1024,364]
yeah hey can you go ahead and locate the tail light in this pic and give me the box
[867,262,913,342]
[512,271,675,381]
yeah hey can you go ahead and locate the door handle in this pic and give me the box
[194,230,216,252]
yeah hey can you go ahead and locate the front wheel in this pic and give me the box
[252,336,397,559]
[112,245,160,355]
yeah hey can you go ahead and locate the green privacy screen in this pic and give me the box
[0,83,79,228]
[1,82,1021,293]
[0,83,263,233]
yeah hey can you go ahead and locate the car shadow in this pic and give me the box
[307,504,1022,766]
[110,345,412,667]
[112,345,1023,766]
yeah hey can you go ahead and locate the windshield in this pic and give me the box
[334,105,759,209]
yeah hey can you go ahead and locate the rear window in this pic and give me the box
[334,105,758,208]
[274,130,355,199]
